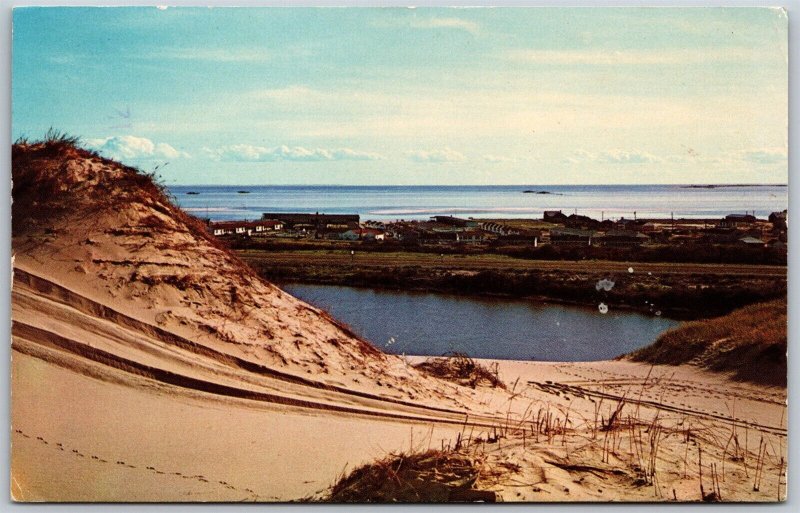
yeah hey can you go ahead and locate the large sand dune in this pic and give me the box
[10,140,787,502]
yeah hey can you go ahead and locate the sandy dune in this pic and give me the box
[10,142,787,502]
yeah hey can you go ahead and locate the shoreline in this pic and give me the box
[241,250,786,321]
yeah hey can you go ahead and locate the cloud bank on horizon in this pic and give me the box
[12,7,787,185]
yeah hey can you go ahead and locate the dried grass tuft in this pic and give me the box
[323,449,493,503]
[415,352,505,389]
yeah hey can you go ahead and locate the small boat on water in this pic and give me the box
[186,191,200,195]
[237,190,250,194]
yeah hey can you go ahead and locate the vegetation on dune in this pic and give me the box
[414,352,505,389]
[11,129,226,253]
[626,299,786,386]
[322,449,493,503]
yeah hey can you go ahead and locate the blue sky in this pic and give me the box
[12,7,787,185]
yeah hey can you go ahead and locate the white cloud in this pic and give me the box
[155,48,270,62]
[505,47,766,66]
[410,17,480,35]
[566,149,663,164]
[371,16,480,36]
[407,148,467,163]
[737,147,787,165]
[86,135,189,160]
[483,154,518,164]
[204,144,385,162]
[251,86,325,102]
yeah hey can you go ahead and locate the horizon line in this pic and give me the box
[166,183,789,187]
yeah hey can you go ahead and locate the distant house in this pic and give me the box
[720,214,757,228]
[390,228,420,242]
[261,212,360,232]
[456,230,487,243]
[253,219,284,232]
[543,210,568,223]
[294,223,315,233]
[549,228,594,246]
[209,220,284,237]
[479,222,519,236]
[739,236,765,246]
[211,225,231,236]
[209,221,248,236]
[640,222,659,233]
[615,218,646,231]
[340,228,385,241]
[363,220,387,230]
[431,216,479,228]
[565,214,600,230]
[769,210,787,231]
[494,229,542,246]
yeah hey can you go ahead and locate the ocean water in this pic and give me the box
[168,184,788,222]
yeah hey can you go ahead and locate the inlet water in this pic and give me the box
[283,284,680,362]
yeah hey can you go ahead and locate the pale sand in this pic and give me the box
[10,148,787,502]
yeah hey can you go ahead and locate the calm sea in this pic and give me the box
[169,184,787,222]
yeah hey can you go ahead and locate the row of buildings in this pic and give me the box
[542,210,787,248]
[207,210,787,249]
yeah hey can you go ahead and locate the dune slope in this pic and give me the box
[10,139,508,500]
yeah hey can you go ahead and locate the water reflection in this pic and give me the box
[284,284,680,362]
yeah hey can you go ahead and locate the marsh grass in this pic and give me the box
[627,300,786,386]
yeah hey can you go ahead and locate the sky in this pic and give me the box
[12,7,788,185]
